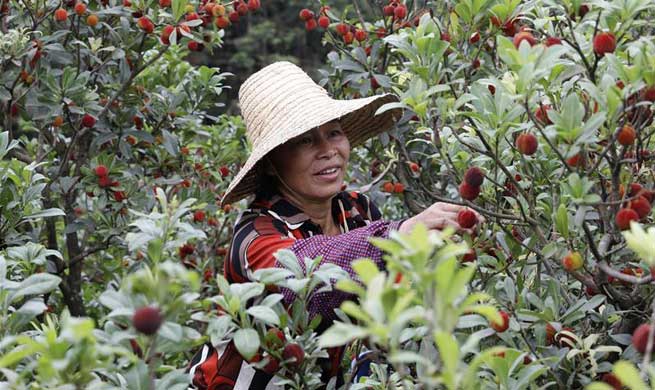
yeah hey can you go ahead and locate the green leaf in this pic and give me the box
[21,208,65,220]
[434,331,459,388]
[232,328,260,361]
[612,361,648,390]
[10,273,61,302]
[554,203,569,239]
[172,0,189,22]
[246,305,280,326]
[352,259,379,285]
[319,322,369,348]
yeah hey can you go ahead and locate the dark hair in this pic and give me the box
[253,160,278,198]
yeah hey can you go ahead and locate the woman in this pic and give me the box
[189,62,483,389]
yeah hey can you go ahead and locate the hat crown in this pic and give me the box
[238,61,331,148]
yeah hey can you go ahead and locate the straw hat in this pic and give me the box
[220,61,402,206]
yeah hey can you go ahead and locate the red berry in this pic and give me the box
[544,36,562,46]
[54,8,68,21]
[561,251,583,272]
[490,310,510,333]
[393,182,405,193]
[81,113,96,128]
[393,4,406,20]
[228,10,239,22]
[282,343,304,368]
[383,4,394,16]
[132,306,163,335]
[137,16,154,33]
[265,328,285,348]
[193,210,205,222]
[617,124,636,146]
[513,31,537,48]
[236,2,248,15]
[159,0,170,6]
[459,182,481,200]
[515,133,538,155]
[335,22,348,36]
[98,175,112,188]
[305,18,317,31]
[317,15,329,29]
[74,2,86,15]
[299,8,313,21]
[113,191,128,202]
[469,31,480,44]
[247,0,260,12]
[630,196,651,219]
[593,32,616,56]
[354,29,367,42]
[633,323,653,354]
[215,16,229,29]
[343,31,354,44]
[534,105,552,124]
[615,207,639,230]
[187,41,204,51]
[94,165,109,177]
[463,167,484,187]
[641,86,655,102]
[457,209,477,229]
[461,249,477,262]
[409,162,419,172]
[219,165,229,177]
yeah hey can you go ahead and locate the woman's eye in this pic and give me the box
[298,137,313,145]
[330,129,343,137]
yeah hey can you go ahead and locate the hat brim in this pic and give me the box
[220,93,401,206]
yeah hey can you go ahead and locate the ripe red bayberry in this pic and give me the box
[382,181,394,193]
[629,196,651,219]
[335,22,348,36]
[305,18,317,31]
[193,210,205,222]
[393,182,405,193]
[188,41,203,51]
[461,249,477,262]
[593,32,616,56]
[94,165,109,177]
[137,16,154,33]
[98,175,112,188]
[515,133,538,155]
[265,328,285,348]
[513,31,537,48]
[617,124,636,146]
[354,29,367,42]
[633,323,653,354]
[219,165,229,177]
[343,31,354,44]
[317,15,329,29]
[81,114,96,128]
[544,36,562,46]
[54,8,67,21]
[282,343,304,368]
[534,105,552,124]
[616,208,639,230]
[247,0,260,12]
[53,116,64,127]
[133,306,163,335]
[469,31,480,44]
[113,191,128,202]
[215,16,229,29]
[299,8,313,21]
[409,162,419,172]
[74,2,86,15]
[490,310,510,333]
[393,4,407,20]
[464,167,484,187]
[459,182,481,200]
[159,0,170,6]
[179,243,194,258]
[457,209,477,229]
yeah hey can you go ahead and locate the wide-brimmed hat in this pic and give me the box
[220,61,402,206]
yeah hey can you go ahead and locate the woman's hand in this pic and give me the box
[398,202,485,236]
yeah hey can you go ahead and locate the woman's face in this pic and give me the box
[268,120,350,202]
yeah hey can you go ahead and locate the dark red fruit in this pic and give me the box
[459,182,481,200]
[616,208,639,230]
[633,323,653,354]
[457,209,477,229]
[593,32,616,56]
[94,165,109,177]
[132,306,163,335]
[464,167,485,187]
[282,343,304,368]
[490,310,510,333]
[516,133,538,155]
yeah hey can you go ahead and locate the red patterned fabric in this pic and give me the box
[189,188,401,389]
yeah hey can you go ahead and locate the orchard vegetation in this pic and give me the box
[1,0,655,389]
